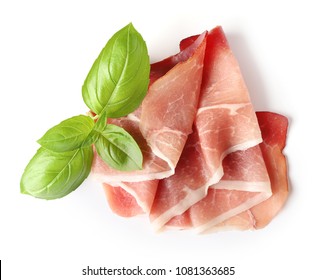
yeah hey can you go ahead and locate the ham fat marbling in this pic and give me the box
[91,26,289,232]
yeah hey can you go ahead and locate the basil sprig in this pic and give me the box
[20,23,150,199]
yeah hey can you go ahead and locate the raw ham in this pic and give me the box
[140,32,207,172]
[91,26,289,233]
[183,112,289,233]
[247,112,289,229]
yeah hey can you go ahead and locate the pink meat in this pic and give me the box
[149,26,265,230]
[212,113,289,232]
[246,112,289,229]
[103,184,144,217]
[140,32,207,172]
[103,179,159,217]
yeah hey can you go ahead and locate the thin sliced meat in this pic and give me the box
[247,112,289,229]
[150,26,265,231]
[153,141,271,231]
[166,146,271,232]
[140,32,207,173]
[206,112,288,232]
[196,26,262,175]
[167,112,288,233]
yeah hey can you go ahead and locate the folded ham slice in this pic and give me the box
[168,112,288,233]
[91,26,289,232]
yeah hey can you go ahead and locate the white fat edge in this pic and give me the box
[126,112,140,122]
[148,144,175,172]
[223,138,263,155]
[150,167,224,232]
[91,167,175,184]
[196,102,252,116]
[194,191,272,234]
[197,223,253,234]
[213,180,272,193]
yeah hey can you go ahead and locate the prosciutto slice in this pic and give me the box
[139,32,207,173]
[167,112,288,233]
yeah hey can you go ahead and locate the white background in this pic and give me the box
[1,0,314,279]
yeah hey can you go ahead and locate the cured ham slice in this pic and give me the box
[140,32,207,173]
[166,112,288,232]
[149,26,266,230]
[246,112,289,229]
[210,113,289,232]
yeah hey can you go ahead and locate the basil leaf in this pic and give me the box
[94,124,142,171]
[20,146,93,200]
[82,23,150,118]
[37,115,95,152]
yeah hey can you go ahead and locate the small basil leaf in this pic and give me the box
[20,146,93,200]
[82,23,150,118]
[94,124,143,171]
[37,115,94,152]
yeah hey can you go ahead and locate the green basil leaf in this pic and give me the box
[20,146,93,200]
[82,23,150,118]
[37,115,95,152]
[94,124,142,171]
